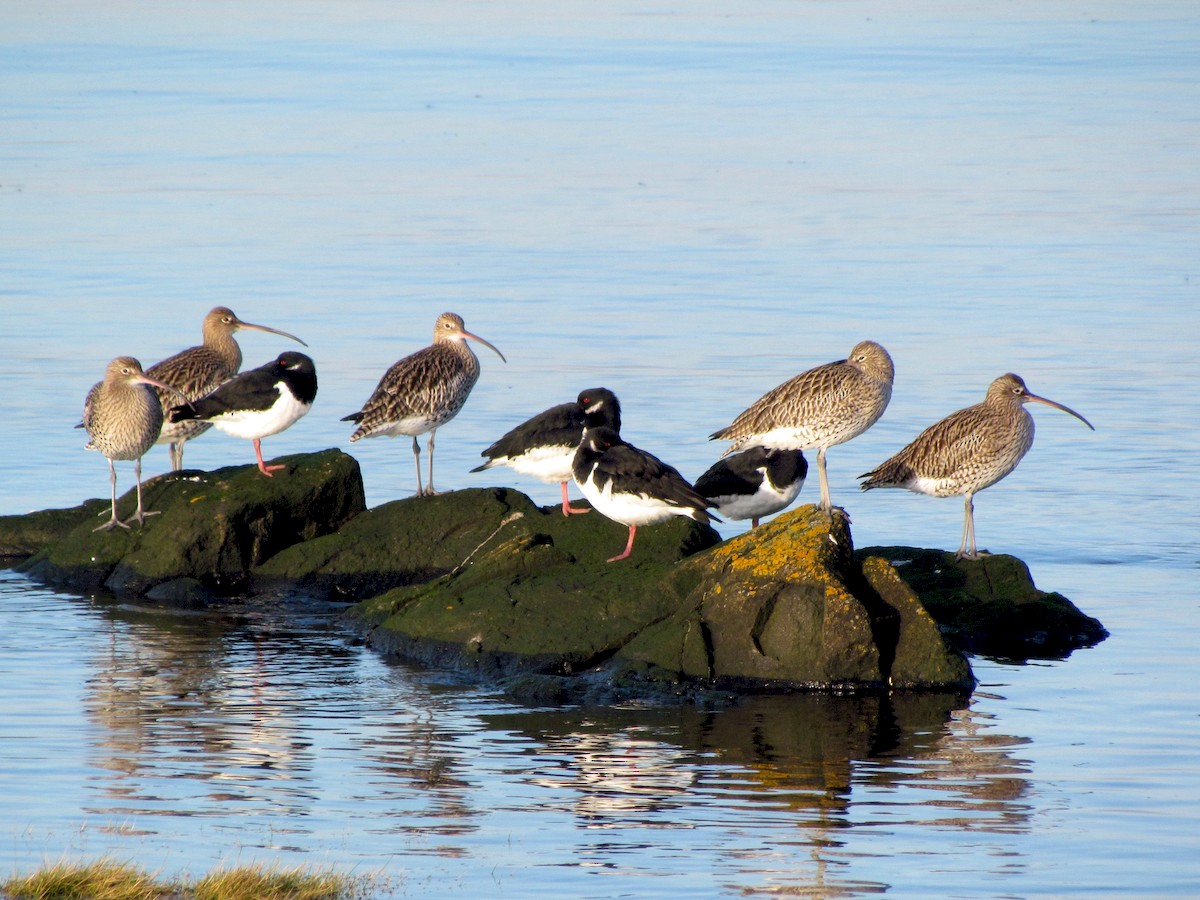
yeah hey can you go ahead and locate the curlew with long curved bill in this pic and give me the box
[858,372,1095,560]
[343,312,506,497]
[80,356,186,531]
[710,340,894,513]
[146,306,307,470]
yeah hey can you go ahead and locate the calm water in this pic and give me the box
[2,1,1198,896]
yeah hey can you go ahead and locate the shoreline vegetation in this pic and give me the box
[1,858,385,900]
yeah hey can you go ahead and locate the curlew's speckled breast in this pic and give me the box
[348,343,480,441]
[83,367,165,462]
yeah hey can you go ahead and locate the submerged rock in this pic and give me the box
[10,449,364,599]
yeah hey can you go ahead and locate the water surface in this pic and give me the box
[2,2,1198,896]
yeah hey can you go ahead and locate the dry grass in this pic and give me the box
[1,859,380,900]
[1,858,165,900]
[191,863,370,900]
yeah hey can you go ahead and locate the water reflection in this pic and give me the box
[82,605,336,821]
[14,576,1039,895]
[483,692,1035,895]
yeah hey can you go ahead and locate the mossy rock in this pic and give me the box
[856,546,1109,660]
[256,486,719,602]
[16,448,365,599]
[340,487,724,676]
[615,507,973,692]
[348,502,973,695]
[0,499,111,560]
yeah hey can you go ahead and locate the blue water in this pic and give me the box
[2,2,1199,896]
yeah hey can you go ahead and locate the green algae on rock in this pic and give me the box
[256,485,721,602]
[13,448,365,599]
[347,501,974,695]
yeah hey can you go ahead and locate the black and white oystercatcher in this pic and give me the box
[694,447,808,528]
[572,425,717,562]
[168,351,317,477]
[472,387,622,515]
[81,356,184,531]
[343,312,506,496]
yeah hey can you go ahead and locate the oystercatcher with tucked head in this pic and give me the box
[169,351,317,477]
[572,425,718,562]
[694,447,808,528]
[472,387,621,515]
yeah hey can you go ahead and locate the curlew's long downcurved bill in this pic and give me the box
[136,372,190,403]
[237,319,308,348]
[462,329,506,363]
[1027,391,1095,431]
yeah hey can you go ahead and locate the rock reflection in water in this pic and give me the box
[82,602,344,824]
[482,690,1034,893]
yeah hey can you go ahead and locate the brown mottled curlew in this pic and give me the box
[146,306,307,471]
[710,340,894,512]
[80,356,185,531]
[342,312,506,497]
[858,372,1095,560]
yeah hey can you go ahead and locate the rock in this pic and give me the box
[0,500,111,560]
[2,449,1106,695]
[347,502,974,696]
[856,546,1109,660]
[14,449,365,600]
[256,485,722,601]
[613,508,973,692]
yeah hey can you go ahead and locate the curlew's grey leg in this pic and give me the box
[411,435,424,496]
[94,459,129,532]
[169,439,185,472]
[425,429,438,495]
[956,494,977,560]
[129,456,160,526]
[815,447,832,511]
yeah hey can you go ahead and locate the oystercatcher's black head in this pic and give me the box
[576,388,622,431]
[580,425,623,455]
[271,351,318,404]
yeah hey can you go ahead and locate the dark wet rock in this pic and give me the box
[11,449,364,600]
[0,500,111,560]
[255,484,721,601]
[855,546,1109,660]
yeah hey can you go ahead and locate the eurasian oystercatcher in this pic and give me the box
[572,425,717,562]
[472,387,621,515]
[169,350,317,477]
